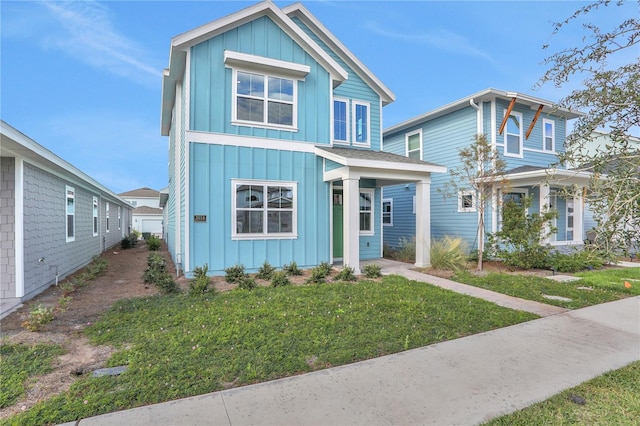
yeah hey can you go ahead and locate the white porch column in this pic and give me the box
[540,183,550,243]
[342,178,361,274]
[415,179,431,268]
[573,188,584,243]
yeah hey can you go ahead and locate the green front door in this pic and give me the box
[333,190,343,258]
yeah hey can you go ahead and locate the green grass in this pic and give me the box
[3,276,537,425]
[452,267,640,309]
[0,343,65,409]
[485,361,640,425]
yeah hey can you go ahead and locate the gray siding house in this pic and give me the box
[1,121,133,318]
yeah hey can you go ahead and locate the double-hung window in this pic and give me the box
[353,101,370,146]
[93,196,99,236]
[359,189,374,235]
[66,186,75,242]
[232,180,297,239]
[382,199,392,226]
[333,98,348,143]
[505,111,523,157]
[543,119,555,152]
[406,129,422,160]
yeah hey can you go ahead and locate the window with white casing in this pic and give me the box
[543,118,555,152]
[458,190,476,212]
[505,111,523,157]
[382,198,392,226]
[233,70,296,129]
[93,196,99,236]
[359,189,374,235]
[66,186,75,242]
[232,180,297,239]
[333,98,349,144]
[353,101,370,146]
[106,202,110,233]
[406,129,422,160]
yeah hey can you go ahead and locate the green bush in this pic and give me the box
[363,263,382,278]
[317,261,333,276]
[306,266,328,284]
[143,253,166,283]
[430,236,468,271]
[283,261,302,276]
[237,275,257,290]
[156,272,181,294]
[146,235,162,251]
[395,236,416,262]
[189,264,211,295]
[271,271,290,287]
[224,264,246,283]
[549,250,605,273]
[334,266,357,282]
[21,304,55,332]
[120,237,131,250]
[256,261,276,280]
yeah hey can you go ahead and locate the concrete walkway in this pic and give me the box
[63,296,640,426]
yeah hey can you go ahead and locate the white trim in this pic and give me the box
[405,129,422,160]
[491,100,497,148]
[65,185,75,242]
[352,100,370,147]
[458,190,477,213]
[15,158,24,298]
[329,181,334,264]
[231,179,298,240]
[504,110,524,158]
[382,198,393,226]
[523,147,560,154]
[187,131,318,153]
[542,118,555,152]
[359,188,375,236]
[92,196,99,237]
[314,147,447,174]
[412,195,416,215]
[224,50,310,79]
[332,97,350,145]
[105,201,110,233]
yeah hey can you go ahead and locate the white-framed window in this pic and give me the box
[92,196,99,236]
[505,111,523,157]
[352,101,370,146]
[458,190,476,212]
[333,98,349,144]
[106,202,110,233]
[66,186,75,242]
[382,198,393,226]
[232,180,297,239]
[232,69,296,130]
[566,198,574,241]
[131,200,137,207]
[543,118,555,152]
[118,206,121,230]
[406,129,422,160]
[359,189,374,235]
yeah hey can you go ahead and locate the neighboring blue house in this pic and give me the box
[160,1,445,276]
[383,89,592,255]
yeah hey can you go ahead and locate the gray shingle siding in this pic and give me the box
[1,157,16,299]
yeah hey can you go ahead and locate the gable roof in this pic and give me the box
[282,2,395,106]
[119,187,160,198]
[162,1,350,135]
[385,88,584,136]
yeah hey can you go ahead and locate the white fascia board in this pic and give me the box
[224,50,311,79]
[506,169,594,186]
[283,3,395,105]
[313,147,447,174]
[186,130,318,153]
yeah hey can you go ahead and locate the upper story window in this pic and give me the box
[225,51,310,132]
[505,111,523,157]
[543,119,555,152]
[353,101,370,146]
[359,189,374,235]
[406,129,422,160]
[333,98,349,144]
[232,180,297,239]
[66,186,75,242]
[93,196,99,236]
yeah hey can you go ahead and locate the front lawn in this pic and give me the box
[485,360,640,425]
[452,267,640,309]
[4,275,537,425]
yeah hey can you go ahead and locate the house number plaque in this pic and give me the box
[194,215,207,222]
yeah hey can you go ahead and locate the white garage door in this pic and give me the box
[141,219,163,234]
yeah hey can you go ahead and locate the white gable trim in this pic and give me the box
[224,50,311,79]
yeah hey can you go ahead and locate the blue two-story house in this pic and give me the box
[160,1,445,276]
[383,89,592,255]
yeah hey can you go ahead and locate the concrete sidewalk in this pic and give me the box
[65,295,639,426]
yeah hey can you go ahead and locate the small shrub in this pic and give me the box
[84,257,108,279]
[283,261,302,276]
[383,243,395,259]
[120,236,132,250]
[430,236,469,271]
[146,235,161,251]
[306,266,328,284]
[59,281,75,296]
[395,236,416,262]
[144,253,167,283]
[189,264,211,295]
[334,266,357,282]
[271,271,290,287]
[237,275,257,290]
[256,261,276,280]
[22,305,55,332]
[363,263,382,278]
[155,272,181,294]
[56,296,72,312]
[224,264,246,283]
[549,250,605,273]
[317,261,333,276]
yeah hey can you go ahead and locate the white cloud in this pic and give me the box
[39,1,161,86]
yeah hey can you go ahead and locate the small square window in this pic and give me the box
[458,191,476,212]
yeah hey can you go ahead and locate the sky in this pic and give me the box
[1,0,635,194]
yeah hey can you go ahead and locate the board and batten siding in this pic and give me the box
[190,16,331,145]
[189,142,330,275]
